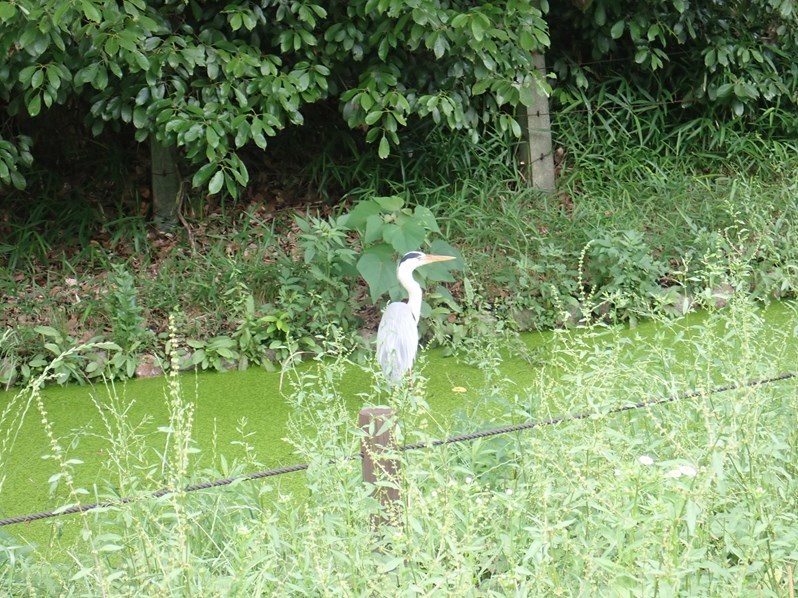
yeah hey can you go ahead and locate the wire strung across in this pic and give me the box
[0,371,794,528]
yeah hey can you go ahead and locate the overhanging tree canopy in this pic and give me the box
[0,0,550,195]
[549,0,798,124]
[2,0,796,199]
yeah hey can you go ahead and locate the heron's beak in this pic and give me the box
[420,254,456,264]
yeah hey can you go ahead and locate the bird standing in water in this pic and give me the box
[376,251,455,383]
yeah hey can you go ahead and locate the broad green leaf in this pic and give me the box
[519,30,535,51]
[716,83,733,99]
[733,81,756,99]
[133,106,148,129]
[472,78,491,95]
[364,214,384,244]
[374,195,404,211]
[10,170,25,190]
[432,33,447,58]
[27,94,42,117]
[19,65,37,85]
[378,135,390,158]
[81,0,101,22]
[70,568,93,582]
[610,20,625,39]
[0,2,17,20]
[594,3,606,26]
[364,110,382,125]
[360,93,374,111]
[30,69,44,89]
[647,23,661,42]
[94,342,122,351]
[206,126,220,148]
[208,170,224,194]
[518,84,535,107]
[74,63,96,87]
[423,261,456,283]
[344,199,382,231]
[471,13,490,42]
[451,14,469,28]
[357,245,396,302]
[131,50,150,70]
[425,239,462,282]
[412,205,440,233]
[383,219,426,254]
[509,117,522,138]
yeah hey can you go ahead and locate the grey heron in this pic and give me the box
[376,251,455,383]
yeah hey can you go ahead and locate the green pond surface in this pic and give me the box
[1,300,797,550]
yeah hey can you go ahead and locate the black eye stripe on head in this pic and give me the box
[400,251,424,263]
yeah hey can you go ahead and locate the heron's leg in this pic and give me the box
[409,367,414,389]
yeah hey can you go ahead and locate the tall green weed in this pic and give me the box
[1,269,796,594]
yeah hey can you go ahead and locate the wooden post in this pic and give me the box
[518,53,556,192]
[359,407,401,528]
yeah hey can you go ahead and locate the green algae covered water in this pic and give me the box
[1,300,796,550]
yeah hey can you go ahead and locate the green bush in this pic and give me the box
[0,0,549,196]
[343,195,461,303]
[585,229,667,318]
[549,0,798,132]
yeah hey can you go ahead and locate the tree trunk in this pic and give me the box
[518,53,556,192]
[150,139,181,231]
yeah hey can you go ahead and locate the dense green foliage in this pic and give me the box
[550,0,798,127]
[3,1,798,198]
[0,0,548,195]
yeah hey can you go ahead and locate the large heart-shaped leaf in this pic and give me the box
[383,220,426,254]
[357,244,396,302]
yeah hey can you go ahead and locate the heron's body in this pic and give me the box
[376,302,419,382]
[376,251,455,383]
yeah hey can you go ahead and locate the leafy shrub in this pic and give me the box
[549,0,798,131]
[0,135,33,190]
[498,248,582,331]
[586,230,666,309]
[343,195,461,302]
[102,265,154,377]
[0,0,549,196]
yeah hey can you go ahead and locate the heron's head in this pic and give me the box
[399,251,456,273]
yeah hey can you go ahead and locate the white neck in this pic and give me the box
[397,262,423,323]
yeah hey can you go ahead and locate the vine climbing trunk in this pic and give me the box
[150,139,181,231]
[518,52,556,192]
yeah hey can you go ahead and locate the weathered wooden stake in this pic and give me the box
[359,407,401,528]
[518,52,556,192]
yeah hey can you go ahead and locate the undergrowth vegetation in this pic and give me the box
[3,98,798,388]
[1,279,796,594]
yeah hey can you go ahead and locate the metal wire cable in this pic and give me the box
[399,372,796,451]
[0,371,794,528]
